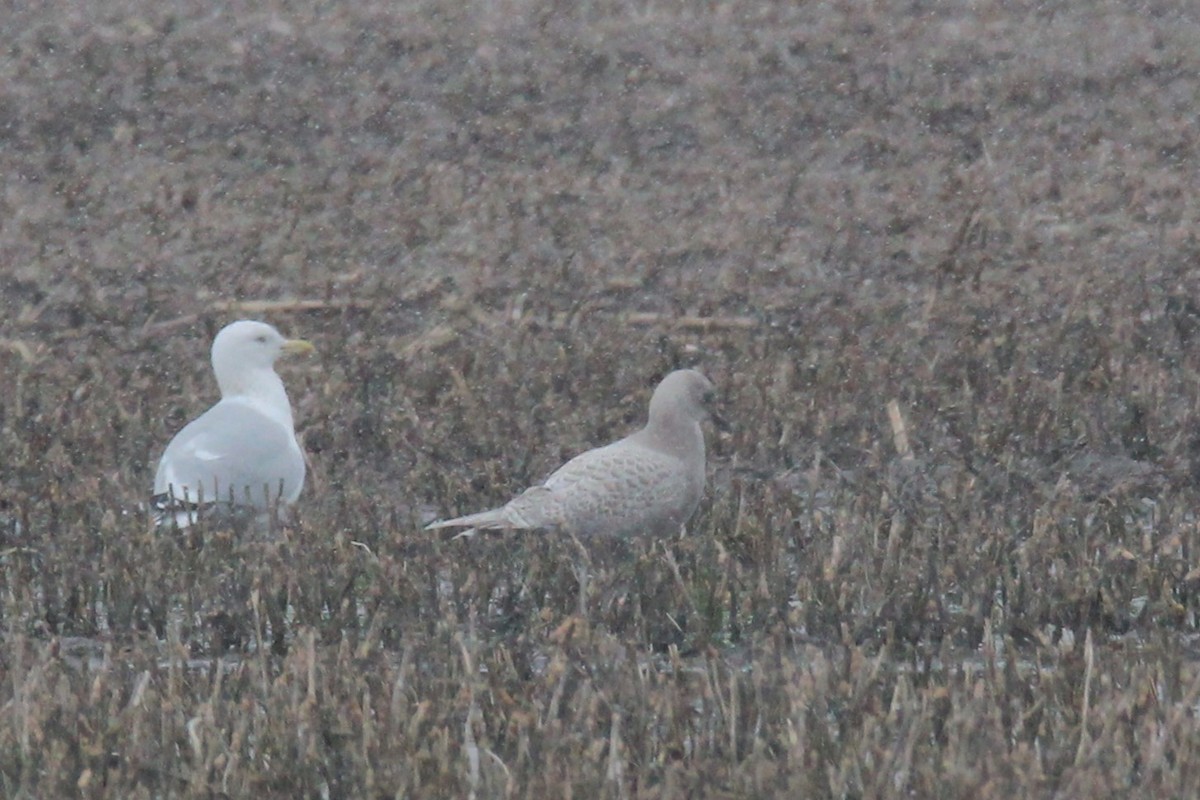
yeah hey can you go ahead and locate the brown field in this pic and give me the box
[3,0,1200,796]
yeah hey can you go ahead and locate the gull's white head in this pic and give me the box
[211,320,314,399]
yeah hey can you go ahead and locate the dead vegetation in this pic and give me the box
[3,0,1200,796]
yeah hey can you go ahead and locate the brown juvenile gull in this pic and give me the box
[152,319,314,528]
[427,369,724,540]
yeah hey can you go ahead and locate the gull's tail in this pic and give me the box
[424,507,513,533]
[426,487,552,537]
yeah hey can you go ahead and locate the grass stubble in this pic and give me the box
[3,0,1200,796]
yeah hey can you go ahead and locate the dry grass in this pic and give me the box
[3,0,1200,796]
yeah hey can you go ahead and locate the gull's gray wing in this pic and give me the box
[153,399,305,510]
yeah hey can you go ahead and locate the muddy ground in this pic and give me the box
[2,0,1200,797]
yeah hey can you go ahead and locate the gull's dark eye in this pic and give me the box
[255,335,268,343]
[702,390,715,404]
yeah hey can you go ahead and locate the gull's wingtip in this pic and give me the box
[425,515,477,531]
[424,516,481,541]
